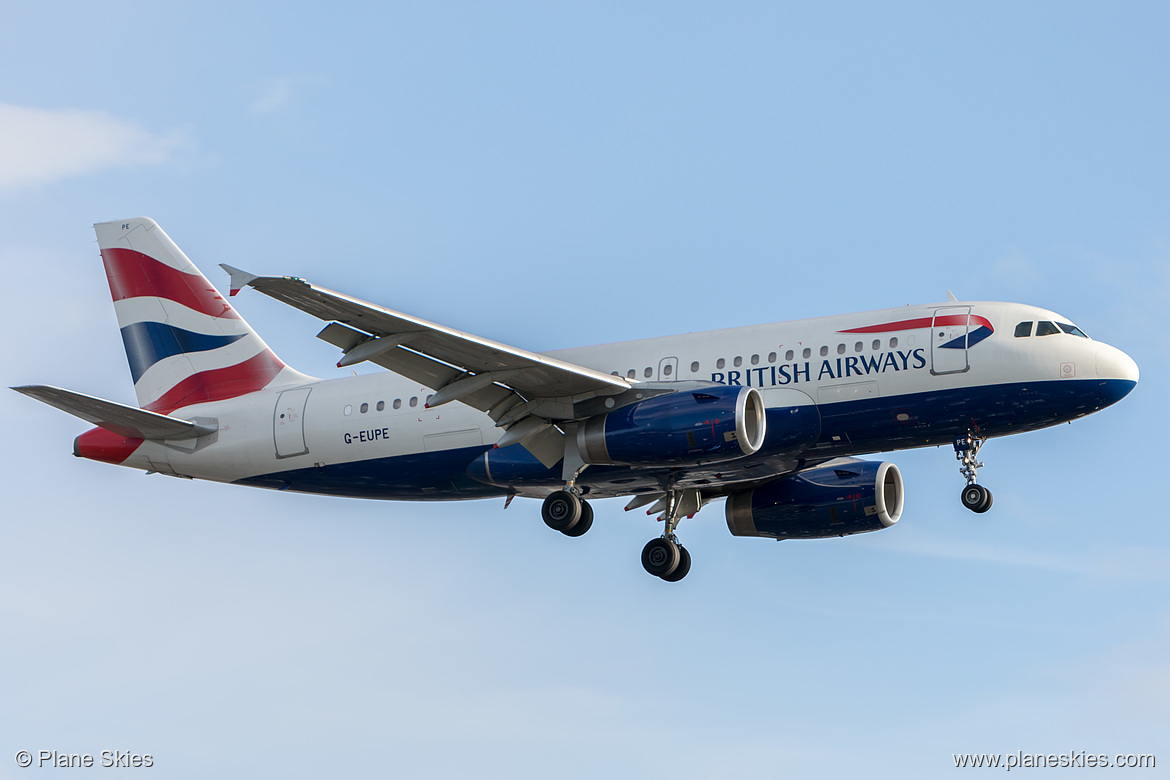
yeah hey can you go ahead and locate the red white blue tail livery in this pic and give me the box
[96,218,307,412]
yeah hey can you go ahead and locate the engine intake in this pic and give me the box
[578,385,765,467]
[726,461,904,540]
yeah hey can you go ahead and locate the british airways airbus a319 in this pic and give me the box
[15,218,1139,581]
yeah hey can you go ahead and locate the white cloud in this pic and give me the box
[0,103,183,194]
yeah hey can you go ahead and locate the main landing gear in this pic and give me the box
[639,489,700,582]
[541,489,594,537]
[541,485,699,583]
[954,432,993,513]
[642,536,691,582]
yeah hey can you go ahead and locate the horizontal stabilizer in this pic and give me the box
[11,385,215,440]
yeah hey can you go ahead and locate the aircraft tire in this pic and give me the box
[641,538,680,578]
[543,490,582,532]
[659,545,691,582]
[961,484,993,514]
[562,500,593,537]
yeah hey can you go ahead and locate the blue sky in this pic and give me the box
[2,2,1167,777]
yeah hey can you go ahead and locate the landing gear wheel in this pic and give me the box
[961,484,993,514]
[641,538,680,578]
[659,545,691,582]
[561,499,593,537]
[542,490,582,532]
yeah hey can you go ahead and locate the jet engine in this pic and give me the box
[725,460,903,540]
[577,385,765,466]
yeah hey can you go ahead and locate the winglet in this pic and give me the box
[946,290,959,302]
[220,264,260,297]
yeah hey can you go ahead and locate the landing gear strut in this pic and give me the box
[640,489,699,582]
[954,432,993,513]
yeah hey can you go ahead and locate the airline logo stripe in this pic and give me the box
[142,350,285,413]
[101,247,238,320]
[120,322,248,383]
[838,314,994,334]
[943,326,993,350]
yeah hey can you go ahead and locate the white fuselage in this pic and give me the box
[110,300,1137,500]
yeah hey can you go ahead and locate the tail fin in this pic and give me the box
[95,218,309,413]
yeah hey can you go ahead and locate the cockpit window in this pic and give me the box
[1014,321,1033,338]
[1058,323,1089,338]
[1035,321,1060,336]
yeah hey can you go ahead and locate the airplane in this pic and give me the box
[13,218,1139,582]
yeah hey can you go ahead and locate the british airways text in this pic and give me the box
[712,348,928,387]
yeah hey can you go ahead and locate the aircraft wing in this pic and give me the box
[11,385,215,440]
[221,266,633,463]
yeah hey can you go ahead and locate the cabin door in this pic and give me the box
[930,307,971,375]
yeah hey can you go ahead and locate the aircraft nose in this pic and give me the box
[1095,343,1139,406]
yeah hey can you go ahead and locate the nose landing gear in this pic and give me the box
[954,432,993,513]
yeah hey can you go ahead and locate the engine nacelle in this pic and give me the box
[726,461,904,540]
[578,385,766,466]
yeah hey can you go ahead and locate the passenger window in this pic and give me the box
[1058,323,1089,338]
[716,358,726,369]
[803,348,811,359]
[376,400,385,412]
[854,342,863,353]
[889,337,898,349]
[690,361,700,373]
[785,350,794,361]
[343,404,353,416]
[643,367,652,378]
[750,354,759,365]
[872,340,880,351]
[663,364,673,376]
[409,397,418,407]
[1036,321,1060,336]
[627,369,636,379]
[733,356,742,367]
[1014,321,1033,338]
[768,352,776,363]
[360,402,369,414]
[393,399,402,409]
[837,344,846,355]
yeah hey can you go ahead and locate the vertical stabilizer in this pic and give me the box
[95,218,310,412]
